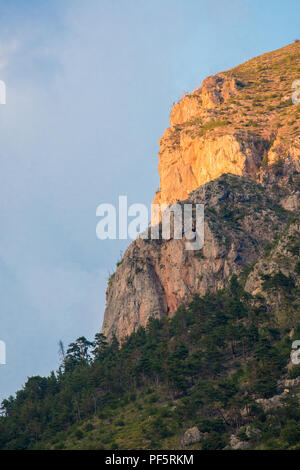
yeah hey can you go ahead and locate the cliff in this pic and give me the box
[2,45,300,454]
[102,43,300,340]
[153,42,300,208]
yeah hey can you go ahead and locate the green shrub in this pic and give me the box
[281,422,300,446]
[74,429,84,440]
[84,423,94,432]
[288,365,300,379]
[202,432,228,450]
[262,272,295,292]
[198,119,229,136]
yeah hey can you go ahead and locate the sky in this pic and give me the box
[0,0,299,401]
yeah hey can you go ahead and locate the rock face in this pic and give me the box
[245,218,300,298]
[256,392,288,411]
[102,175,293,339]
[244,214,300,330]
[153,130,269,208]
[230,434,249,450]
[101,43,300,340]
[153,42,300,208]
[181,427,203,447]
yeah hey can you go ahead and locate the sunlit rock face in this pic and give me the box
[154,42,300,208]
[102,43,300,340]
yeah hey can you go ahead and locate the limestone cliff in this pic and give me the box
[153,42,300,208]
[102,43,300,340]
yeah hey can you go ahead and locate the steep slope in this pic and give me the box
[102,174,293,339]
[102,42,300,340]
[245,215,300,327]
[2,270,300,450]
[154,42,300,208]
[2,45,300,452]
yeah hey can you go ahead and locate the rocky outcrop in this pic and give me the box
[229,425,261,450]
[181,427,205,447]
[101,42,300,341]
[255,391,288,411]
[153,130,269,208]
[102,175,292,339]
[245,217,300,324]
[169,74,238,127]
[154,42,300,209]
[230,434,249,450]
[284,377,300,388]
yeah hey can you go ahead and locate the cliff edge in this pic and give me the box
[102,43,300,340]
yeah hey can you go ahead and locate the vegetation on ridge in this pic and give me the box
[1,42,300,452]
[1,274,300,450]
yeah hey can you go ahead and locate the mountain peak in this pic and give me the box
[154,42,300,208]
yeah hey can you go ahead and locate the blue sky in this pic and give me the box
[0,0,299,401]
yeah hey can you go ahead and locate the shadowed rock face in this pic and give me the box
[101,43,300,340]
[245,218,300,308]
[102,175,293,340]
